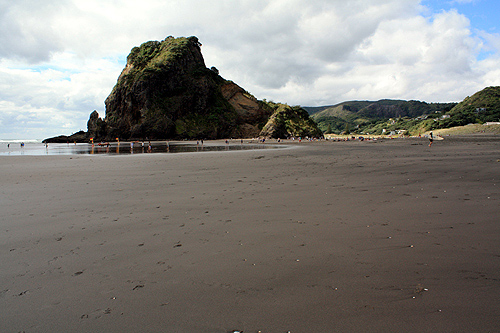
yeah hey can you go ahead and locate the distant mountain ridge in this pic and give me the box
[306,100,456,134]
[306,87,500,135]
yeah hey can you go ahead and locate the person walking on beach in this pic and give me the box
[428,131,434,147]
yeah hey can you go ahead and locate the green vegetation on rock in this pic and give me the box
[261,102,323,138]
[102,36,247,140]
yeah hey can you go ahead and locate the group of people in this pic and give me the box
[6,142,24,148]
[131,141,153,151]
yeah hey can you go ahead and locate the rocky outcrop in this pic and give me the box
[100,36,276,140]
[260,103,323,138]
[42,131,87,143]
[87,110,106,139]
[44,111,105,143]
[102,37,225,139]
[44,36,322,142]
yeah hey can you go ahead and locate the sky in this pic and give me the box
[1,0,500,139]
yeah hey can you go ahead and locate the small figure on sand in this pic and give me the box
[428,131,434,147]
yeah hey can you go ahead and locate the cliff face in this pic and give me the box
[101,36,278,140]
[220,81,273,138]
[104,36,230,139]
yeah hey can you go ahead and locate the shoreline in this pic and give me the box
[2,133,499,156]
[0,139,287,156]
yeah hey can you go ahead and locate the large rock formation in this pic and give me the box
[87,110,106,138]
[100,36,273,140]
[99,35,323,140]
[44,36,322,142]
[41,131,87,143]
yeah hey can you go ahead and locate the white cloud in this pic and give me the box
[334,10,481,101]
[477,30,500,53]
[0,55,122,139]
[0,0,499,139]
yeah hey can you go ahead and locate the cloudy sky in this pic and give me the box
[1,0,499,139]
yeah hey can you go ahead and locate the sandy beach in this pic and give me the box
[1,136,499,332]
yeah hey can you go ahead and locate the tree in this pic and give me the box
[326,124,332,134]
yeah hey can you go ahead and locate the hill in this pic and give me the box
[438,86,500,127]
[306,100,456,134]
[400,86,500,135]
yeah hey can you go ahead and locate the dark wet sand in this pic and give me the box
[1,136,499,332]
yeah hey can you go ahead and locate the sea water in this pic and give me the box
[0,140,277,156]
